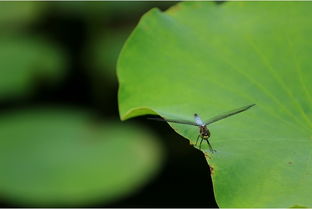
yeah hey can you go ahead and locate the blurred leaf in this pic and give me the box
[117,2,312,208]
[0,108,163,206]
[54,2,172,19]
[0,2,42,31]
[0,37,66,99]
[87,27,132,82]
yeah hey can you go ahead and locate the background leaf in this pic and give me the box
[0,37,66,99]
[0,2,42,31]
[118,2,312,207]
[0,108,163,206]
[86,27,132,82]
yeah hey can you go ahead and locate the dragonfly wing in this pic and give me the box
[205,104,255,125]
[148,117,199,126]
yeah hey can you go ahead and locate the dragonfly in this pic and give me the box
[149,104,255,153]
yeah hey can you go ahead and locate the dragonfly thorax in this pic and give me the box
[199,125,210,139]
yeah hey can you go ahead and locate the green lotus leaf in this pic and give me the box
[0,108,163,206]
[117,2,312,207]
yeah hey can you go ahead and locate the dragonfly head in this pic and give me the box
[194,113,205,126]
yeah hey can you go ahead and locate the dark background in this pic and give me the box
[0,2,219,207]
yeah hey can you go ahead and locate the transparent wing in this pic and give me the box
[205,104,256,125]
[148,117,199,126]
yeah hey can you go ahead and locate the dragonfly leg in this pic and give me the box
[199,138,204,149]
[206,139,216,153]
[195,135,200,146]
